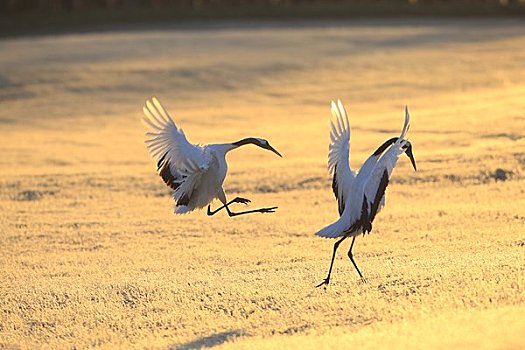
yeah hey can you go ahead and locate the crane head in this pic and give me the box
[402,141,417,171]
[255,138,282,158]
[232,137,283,157]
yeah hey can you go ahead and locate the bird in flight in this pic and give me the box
[142,97,282,216]
[315,100,417,287]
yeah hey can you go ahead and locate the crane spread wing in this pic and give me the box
[363,106,411,222]
[328,100,356,215]
[142,97,212,211]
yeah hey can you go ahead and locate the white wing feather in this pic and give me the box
[328,100,351,174]
[363,139,406,216]
[363,107,411,218]
[142,97,210,174]
[355,106,410,183]
[328,100,356,214]
[142,97,212,211]
[399,105,410,140]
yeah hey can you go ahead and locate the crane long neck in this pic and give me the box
[212,138,261,157]
[232,137,260,148]
[372,137,398,156]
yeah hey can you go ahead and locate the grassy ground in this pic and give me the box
[1,19,524,349]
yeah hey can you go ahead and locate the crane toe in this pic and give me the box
[315,278,330,288]
[233,197,251,205]
[259,206,278,213]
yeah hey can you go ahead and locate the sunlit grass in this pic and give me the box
[0,19,524,349]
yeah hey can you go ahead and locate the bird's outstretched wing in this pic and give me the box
[363,106,411,222]
[142,97,212,212]
[328,100,356,215]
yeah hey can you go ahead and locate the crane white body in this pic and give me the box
[174,145,223,214]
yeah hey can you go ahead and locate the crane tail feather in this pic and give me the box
[175,205,192,214]
[315,219,347,239]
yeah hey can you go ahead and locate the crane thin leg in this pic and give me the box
[207,197,251,216]
[207,197,277,217]
[347,236,367,283]
[316,236,348,288]
[224,205,277,217]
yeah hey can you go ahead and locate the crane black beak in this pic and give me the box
[267,144,282,157]
[404,143,417,171]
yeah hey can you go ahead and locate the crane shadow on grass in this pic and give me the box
[170,329,246,350]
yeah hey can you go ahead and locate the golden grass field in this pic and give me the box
[1,19,524,349]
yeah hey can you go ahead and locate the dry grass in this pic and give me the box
[1,19,524,349]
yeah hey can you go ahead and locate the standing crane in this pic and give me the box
[315,100,417,287]
[142,97,282,216]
